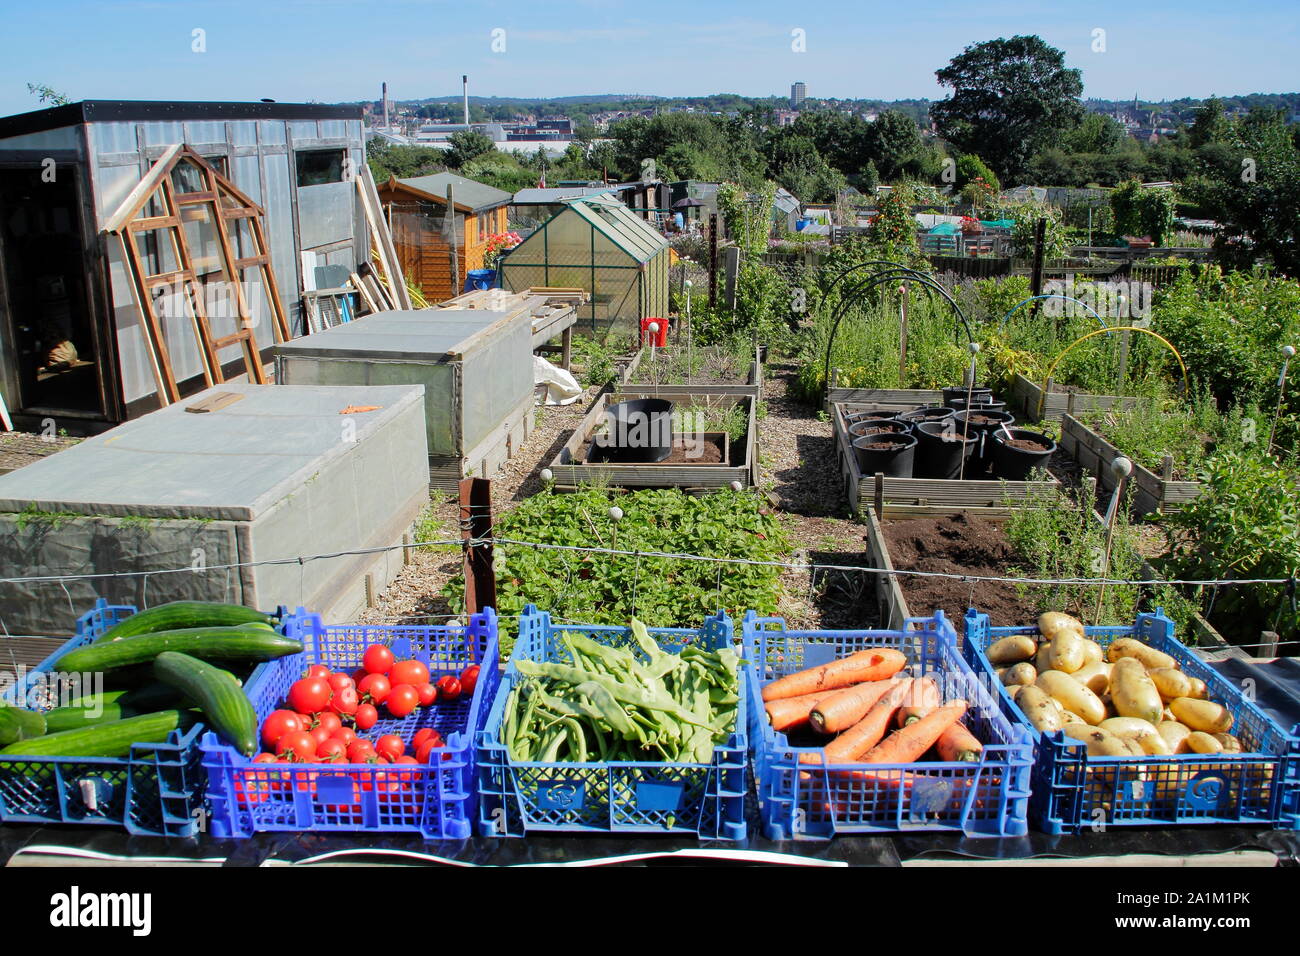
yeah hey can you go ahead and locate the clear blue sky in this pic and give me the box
[2,0,1296,115]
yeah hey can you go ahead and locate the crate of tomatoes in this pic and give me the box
[200,608,499,839]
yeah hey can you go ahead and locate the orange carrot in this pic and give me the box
[895,705,932,729]
[904,676,939,708]
[861,701,968,765]
[762,648,907,703]
[808,678,903,735]
[802,678,913,764]
[936,721,983,762]
[764,690,839,732]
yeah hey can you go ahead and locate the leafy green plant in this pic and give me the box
[443,488,790,653]
[1110,180,1177,244]
[1159,454,1300,647]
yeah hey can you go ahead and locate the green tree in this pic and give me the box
[954,153,1001,193]
[444,130,496,169]
[931,35,1084,183]
[1062,113,1126,154]
[1110,180,1177,244]
[1185,96,1229,149]
[861,110,924,181]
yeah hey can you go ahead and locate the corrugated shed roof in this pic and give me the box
[513,185,616,203]
[393,172,512,211]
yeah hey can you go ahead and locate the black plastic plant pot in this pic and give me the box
[587,398,675,463]
[950,397,1008,414]
[990,428,1058,480]
[853,433,917,478]
[848,419,910,440]
[954,409,1018,476]
[942,385,993,407]
[898,406,956,428]
[912,421,979,480]
[844,408,900,426]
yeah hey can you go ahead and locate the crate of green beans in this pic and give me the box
[476,605,748,839]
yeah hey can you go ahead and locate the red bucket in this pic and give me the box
[639,317,669,347]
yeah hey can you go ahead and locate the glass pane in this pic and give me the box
[258,121,286,145]
[133,227,180,277]
[179,203,228,279]
[171,160,207,195]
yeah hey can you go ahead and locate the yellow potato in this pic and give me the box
[1037,670,1107,725]
[1015,685,1064,734]
[1186,732,1223,754]
[1101,717,1171,755]
[1170,697,1234,735]
[1002,662,1037,687]
[1046,631,1087,674]
[1062,710,1086,725]
[1062,724,1131,757]
[1080,639,1104,665]
[1034,643,1054,673]
[1148,667,1193,703]
[987,634,1037,665]
[1186,677,1208,699]
[1110,658,1164,724]
[1071,661,1111,696]
[1157,721,1192,754]
[1162,706,1177,722]
[1106,637,1177,671]
[1212,733,1244,753]
[1038,611,1086,641]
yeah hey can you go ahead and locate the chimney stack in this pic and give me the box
[462,74,470,127]
[382,81,389,128]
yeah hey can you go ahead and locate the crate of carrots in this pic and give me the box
[743,610,1033,839]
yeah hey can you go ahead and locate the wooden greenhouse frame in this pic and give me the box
[104,144,290,405]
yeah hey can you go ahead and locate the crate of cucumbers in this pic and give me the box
[476,605,748,840]
[962,608,1300,833]
[0,598,299,836]
[744,610,1033,840]
[200,608,499,839]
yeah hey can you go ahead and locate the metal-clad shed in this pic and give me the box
[498,195,669,339]
[0,100,365,428]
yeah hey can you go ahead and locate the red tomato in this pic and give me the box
[261,710,302,747]
[358,673,391,704]
[329,686,359,717]
[306,664,331,680]
[387,684,420,718]
[416,738,442,763]
[310,723,334,747]
[331,727,357,746]
[276,730,317,762]
[394,755,419,765]
[316,738,347,761]
[363,644,395,675]
[328,672,356,695]
[235,772,270,806]
[350,667,368,685]
[436,675,462,702]
[346,739,376,763]
[253,752,278,764]
[411,728,437,751]
[459,664,481,695]
[390,660,430,687]
[316,712,343,736]
[417,683,437,707]
[375,734,405,761]
[288,677,332,714]
[353,702,379,731]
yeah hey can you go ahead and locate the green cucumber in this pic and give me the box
[43,685,192,732]
[64,682,183,713]
[0,707,47,746]
[93,602,277,644]
[0,710,196,758]
[153,652,258,756]
[57,627,303,674]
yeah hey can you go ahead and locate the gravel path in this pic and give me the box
[360,362,880,630]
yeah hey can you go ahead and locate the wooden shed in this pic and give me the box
[376,172,512,303]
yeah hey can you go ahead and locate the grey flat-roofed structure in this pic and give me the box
[0,383,429,635]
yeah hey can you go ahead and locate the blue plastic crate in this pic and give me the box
[963,608,1300,833]
[477,605,748,840]
[201,608,500,840]
[0,599,208,836]
[745,609,1033,840]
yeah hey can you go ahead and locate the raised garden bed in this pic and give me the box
[863,508,1234,651]
[1059,413,1201,516]
[1005,373,1149,423]
[825,385,941,414]
[833,402,1062,518]
[547,388,757,490]
[618,345,762,397]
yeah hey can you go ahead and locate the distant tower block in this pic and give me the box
[791,82,807,109]
[382,81,389,127]
[463,74,470,126]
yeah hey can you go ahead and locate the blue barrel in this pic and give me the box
[464,268,497,292]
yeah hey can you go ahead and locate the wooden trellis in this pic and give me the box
[105,145,291,405]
